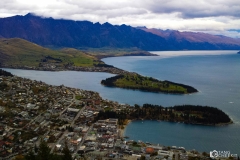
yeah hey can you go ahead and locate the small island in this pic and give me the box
[96,104,232,126]
[101,73,198,94]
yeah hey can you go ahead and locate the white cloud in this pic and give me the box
[0,0,239,37]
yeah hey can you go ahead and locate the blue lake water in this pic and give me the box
[3,50,240,154]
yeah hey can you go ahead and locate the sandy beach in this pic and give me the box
[119,119,132,138]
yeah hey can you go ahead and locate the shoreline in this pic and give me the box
[122,119,233,132]
[0,52,158,74]
[95,52,159,60]
[2,66,199,95]
[120,119,132,138]
[1,68,236,157]
[2,67,232,127]
[0,65,128,75]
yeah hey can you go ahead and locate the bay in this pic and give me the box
[124,120,240,153]
[3,50,240,154]
[103,50,240,154]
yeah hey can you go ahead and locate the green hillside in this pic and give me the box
[0,38,97,67]
[80,47,156,59]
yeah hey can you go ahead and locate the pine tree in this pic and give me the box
[62,141,73,160]
[34,144,38,153]
[37,139,52,160]
[25,150,36,160]
[25,140,63,160]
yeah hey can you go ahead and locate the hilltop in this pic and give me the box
[0,38,155,68]
[0,38,103,68]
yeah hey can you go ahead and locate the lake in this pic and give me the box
[3,50,240,154]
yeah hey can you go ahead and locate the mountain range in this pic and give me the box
[1,13,240,50]
[138,27,240,50]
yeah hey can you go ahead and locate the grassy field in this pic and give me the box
[79,47,156,58]
[59,48,98,67]
[101,73,198,94]
[0,38,98,67]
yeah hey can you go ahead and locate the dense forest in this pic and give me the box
[95,104,232,126]
[0,69,13,77]
[101,74,198,94]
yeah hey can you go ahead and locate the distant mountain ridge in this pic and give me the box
[1,13,240,50]
[139,27,240,46]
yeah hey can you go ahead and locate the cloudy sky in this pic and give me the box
[1,0,240,38]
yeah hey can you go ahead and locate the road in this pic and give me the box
[175,152,179,160]
[70,106,85,126]
[59,90,75,116]
[73,124,93,156]
[49,89,76,153]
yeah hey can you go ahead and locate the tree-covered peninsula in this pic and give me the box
[96,104,232,126]
[101,73,198,94]
[0,69,13,77]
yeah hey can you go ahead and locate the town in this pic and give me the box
[0,62,129,75]
[0,74,228,160]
